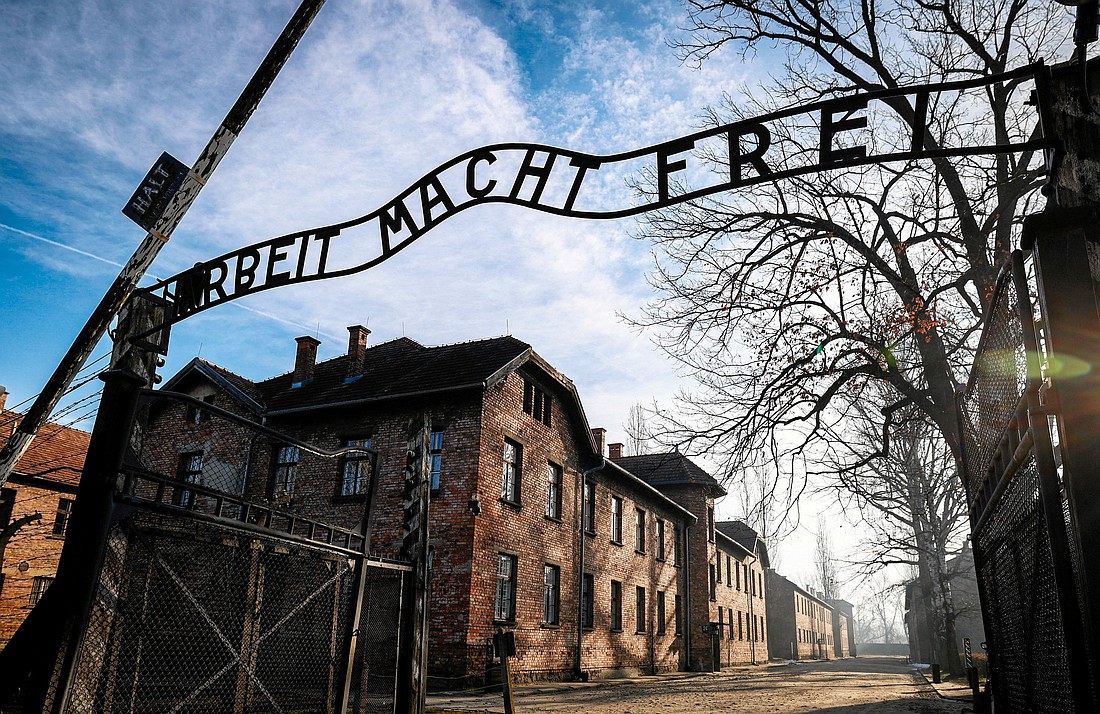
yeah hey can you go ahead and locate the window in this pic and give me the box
[726,555,732,588]
[501,439,521,502]
[634,508,646,553]
[655,518,665,561]
[51,498,74,537]
[29,576,53,607]
[340,437,372,496]
[610,580,622,631]
[545,462,562,520]
[717,607,723,639]
[583,481,596,533]
[635,586,646,633]
[657,591,666,635]
[0,488,15,528]
[675,594,682,635]
[716,556,721,583]
[494,554,517,621]
[429,430,444,491]
[736,562,741,590]
[186,394,215,424]
[709,564,717,601]
[273,445,299,498]
[707,505,715,542]
[610,496,623,543]
[543,564,560,625]
[738,611,744,640]
[176,451,203,507]
[522,379,552,426]
[674,526,683,566]
[582,573,594,628]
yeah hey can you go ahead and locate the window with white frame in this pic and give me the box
[582,573,594,628]
[501,439,521,502]
[176,451,203,507]
[29,576,53,607]
[273,445,299,498]
[429,430,444,491]
[545,462,562,519]
[543,564,560,625]
[610,495,622,543]
[52,497,74,537]
[340,437,371,496]
[634,508,646,553]
[583,481,596,533]
[495,553,517,621]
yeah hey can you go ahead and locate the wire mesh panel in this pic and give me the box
[961,256,1092,712]
[48,392,410,713]
[66,511,356,713]
[64,510,408,714]
[348,567,407,713]
[975,457,1074,713]
[960,268,1028,498]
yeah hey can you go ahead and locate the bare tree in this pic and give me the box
[624,403,653,456]
[858,575,905,646]
[632,0,1068,674]
[812,515,841,601]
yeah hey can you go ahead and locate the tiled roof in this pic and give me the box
[716,520,759,552]
[200,360,266,408]
[716,520,770,568]
[0,410,90,485]
[611,452,725,496]
[260,336,531,412]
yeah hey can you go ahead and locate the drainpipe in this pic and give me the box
[747,554,758,665]
[575,458,604,680]
[683,523,692,671]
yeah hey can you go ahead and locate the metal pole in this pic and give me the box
[0,0,328,487]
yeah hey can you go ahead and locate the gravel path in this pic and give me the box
[427,657,967,713]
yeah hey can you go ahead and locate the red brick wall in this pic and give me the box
[139,364,699,684]
[0,482,75,644]
[580,467,687,677]
[711,539,767,665]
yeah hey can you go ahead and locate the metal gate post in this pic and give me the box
[1025,211,1100,708]
[46,367,146,712]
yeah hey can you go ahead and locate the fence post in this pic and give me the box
[396,417,431,714]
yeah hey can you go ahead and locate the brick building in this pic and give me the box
[0,388,88,646]
[904,545,985,665]
[765,570,835,660]
[828,598,855,658]
[144,329,727,683]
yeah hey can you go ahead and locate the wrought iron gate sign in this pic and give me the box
[141,63,1048,327]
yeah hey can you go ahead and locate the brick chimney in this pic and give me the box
[591,427,606,456]
[0,386,7,412]
[347,325,370,377]
[608,442,623,459]
[293,336,321,385]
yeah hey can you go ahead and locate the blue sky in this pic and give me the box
[0,0,843,566]
[1,0,761,434]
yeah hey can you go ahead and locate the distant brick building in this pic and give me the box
[0,389,88,646]
[828,598,855,657]
[904,544,985,665]
[765,570,835,660]
[144,329,763,683]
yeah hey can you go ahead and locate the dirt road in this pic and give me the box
[427,657,966,713]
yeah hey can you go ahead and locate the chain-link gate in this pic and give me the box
[2,387,413,713]
[959,250,1094,712]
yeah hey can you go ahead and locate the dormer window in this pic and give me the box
[522,379,552,427]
